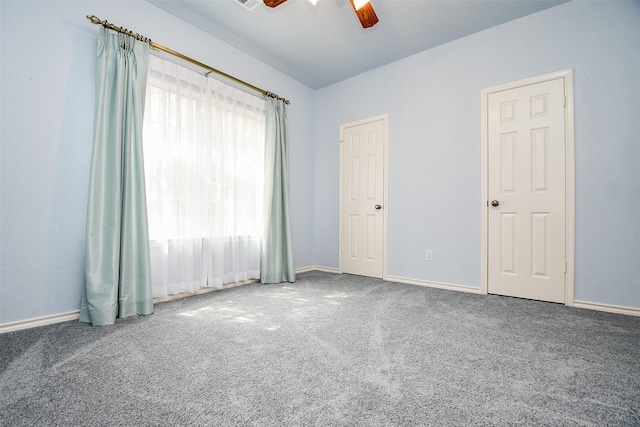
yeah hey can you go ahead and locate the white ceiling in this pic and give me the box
[147,0,569,89]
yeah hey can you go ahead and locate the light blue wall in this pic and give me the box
[2,1,638,325]
[314,0,640,307]
[0,0,316,324]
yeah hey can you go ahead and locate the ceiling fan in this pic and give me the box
[263,0,379,29]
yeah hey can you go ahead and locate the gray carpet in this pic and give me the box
[1,271,639,426]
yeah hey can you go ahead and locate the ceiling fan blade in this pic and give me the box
[264,0,287,7]
[349,0,379,29]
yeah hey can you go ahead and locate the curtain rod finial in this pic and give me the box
[87,15,101,25]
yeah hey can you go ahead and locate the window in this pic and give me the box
[143,55,266,297]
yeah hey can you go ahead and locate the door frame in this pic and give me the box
[480,69,575,306]
[338,113,389,279]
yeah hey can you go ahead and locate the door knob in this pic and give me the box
[491,200,500,207]
[375,204,382,210]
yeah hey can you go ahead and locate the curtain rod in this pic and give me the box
[86,15,291,105]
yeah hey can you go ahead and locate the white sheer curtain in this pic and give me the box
[143,55,266,298]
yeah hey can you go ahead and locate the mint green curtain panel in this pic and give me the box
[261,99,295,284]
[80,27,153,326]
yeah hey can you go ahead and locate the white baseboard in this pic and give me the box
[3,271,638,334]
[153,279,260,303]
[0,310,81,334]
[573,300,640,317]
[297,268,482,296]
[386,275,483,294]
[296,265,340,274]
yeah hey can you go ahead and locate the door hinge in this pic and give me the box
[563,96,567,108]
[564,262,567,273]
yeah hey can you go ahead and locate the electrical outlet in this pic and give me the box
[425,250,433,261]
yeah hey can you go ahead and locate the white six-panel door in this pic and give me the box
[340,116,386,278]
[487,77,566,303]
